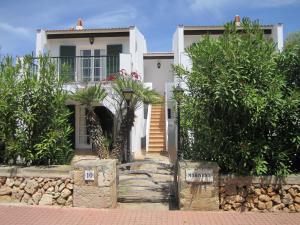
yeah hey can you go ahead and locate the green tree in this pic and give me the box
[285,30,300,50]
[0,55,73,165]
[174,18,300,175]
[72,85,109,159]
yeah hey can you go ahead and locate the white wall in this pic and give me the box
[144,58,174,95]
[165,82,176,163]
[45,36,130,56]
[120,53,132,72]
[35,30,47,56]
[128,27,148,158]
[172,26,184,66]
[272,24,284,51]
[129,27,147,80]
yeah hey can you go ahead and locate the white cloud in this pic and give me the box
[0,22,31,37]
[257,0,300,7]
[83,7,138,28]
[187,0,300,13]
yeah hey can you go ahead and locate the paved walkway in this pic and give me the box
[0,205,299,225]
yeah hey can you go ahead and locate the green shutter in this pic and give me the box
[60,46,76,81]
[107,45,122,76]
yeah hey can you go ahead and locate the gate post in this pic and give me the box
[177,160,219,210]
[72,159,117,208]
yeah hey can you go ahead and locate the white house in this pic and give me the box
[34,16,284,161]
[35,19,147,159]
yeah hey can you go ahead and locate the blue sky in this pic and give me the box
[0,0,300,56]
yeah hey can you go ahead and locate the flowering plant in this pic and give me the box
[101,69,141,84]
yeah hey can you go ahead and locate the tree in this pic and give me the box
[285,30,300,50]
[174,18,300,175]
[110,71,161,161]
[0,55,73,165]
[72,85,109,159]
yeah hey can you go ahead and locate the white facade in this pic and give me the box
[35,26,147,158]
[144,54,174,95]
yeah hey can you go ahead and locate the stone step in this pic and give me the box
[150,130,164,134]
[150,122,165,126]
[149,135,164,139]
[117,194,172,203]
[150,127,164,131]
[148,148,165,152]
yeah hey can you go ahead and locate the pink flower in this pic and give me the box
[131,71,140,80]
[119,69,126,75]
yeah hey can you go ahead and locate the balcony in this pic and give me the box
[48,55,120,83]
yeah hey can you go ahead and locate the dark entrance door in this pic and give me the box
[60,46,76,81]
[106,44,122,76]
[67,105,76,149]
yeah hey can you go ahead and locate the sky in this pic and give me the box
[0,0,300,56]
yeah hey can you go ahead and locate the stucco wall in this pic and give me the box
[144,58,174,95]
[45,37,130,57]
[129,27,147,157]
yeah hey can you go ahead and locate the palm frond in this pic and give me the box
[72,84,107,107]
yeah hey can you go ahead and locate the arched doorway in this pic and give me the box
[94,106,114,150]
[75,105,114,151]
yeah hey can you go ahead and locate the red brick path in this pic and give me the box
[0,205,299,225]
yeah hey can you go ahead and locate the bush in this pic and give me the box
[174,18,300,176]
[0,56,73,165]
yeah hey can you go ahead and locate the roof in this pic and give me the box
[182,25,274,35]
[45,27,133,34]
[44,27,133,39]
[144,52,174,59]
[182,25,274,30]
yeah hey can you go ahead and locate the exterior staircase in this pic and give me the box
[148,103,165,152]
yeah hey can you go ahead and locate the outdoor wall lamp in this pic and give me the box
[122,87,135,162]
[89,37,94,45]
[157,61,161,69]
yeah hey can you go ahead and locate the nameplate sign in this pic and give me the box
[185,169,213,183]
[84,170,95,181]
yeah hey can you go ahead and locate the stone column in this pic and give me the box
[73,159,117,208]
[178,160,219,210]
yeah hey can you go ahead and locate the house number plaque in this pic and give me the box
[84,170,95,181]
[185,169,213,183]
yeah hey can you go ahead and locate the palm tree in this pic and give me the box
[72,84,109,159]
[110,73,161,161]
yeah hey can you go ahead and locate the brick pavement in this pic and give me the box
[0,205,299,225]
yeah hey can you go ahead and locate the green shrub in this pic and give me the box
[174,18,300,176]
[0,56,73,165]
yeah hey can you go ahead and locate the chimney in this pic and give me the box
[76,18,84,30]
[234,15,241,26]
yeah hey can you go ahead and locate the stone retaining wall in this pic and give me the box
[219,175,300,212]
[0,159,117,209]
[0,166,73,206]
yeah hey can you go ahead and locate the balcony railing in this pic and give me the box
[32,55,120,83]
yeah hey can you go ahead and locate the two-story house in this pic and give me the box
[35,19,147,159]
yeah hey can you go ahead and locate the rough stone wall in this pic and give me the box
[220,176,300,212]
[178,161,219,211]
[0,176,73,206]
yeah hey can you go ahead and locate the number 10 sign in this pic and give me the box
[84,170,95,181]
